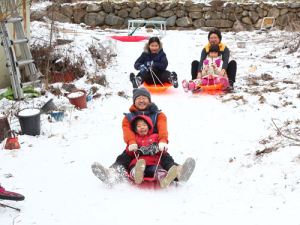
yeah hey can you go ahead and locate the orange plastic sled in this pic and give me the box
[143,82,172,93]
[108,36,150,42]
[200,83,224,91]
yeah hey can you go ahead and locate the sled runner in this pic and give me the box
[108,36,150,42]
[0,184,25,211]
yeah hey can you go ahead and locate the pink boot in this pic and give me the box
[188,82,195,90]
[218,77,230,88]
[182,79,189,93]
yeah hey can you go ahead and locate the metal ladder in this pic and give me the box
[0,0,37,99]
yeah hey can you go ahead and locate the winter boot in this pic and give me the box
[218,77,230,88]
[91,162,111,184]
[130,73,138,89]
[182,79,189,93]
[228,80,234,91]
[131,159,146,184]
[177,157,196,182]
[157,165,178,188]
[170,72,178,88]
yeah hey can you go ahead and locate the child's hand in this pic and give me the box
[219,69,225,77]
[129,143,138,152]
[145,61,153,68]
[158,142,168,151]
[139,65,148,74]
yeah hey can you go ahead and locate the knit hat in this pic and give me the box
[133,87,151,104]
[208,28,222,41]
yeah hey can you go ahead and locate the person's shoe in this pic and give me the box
[182,79,189,93]
[228,80,234,91]
[136,75,142,87]
[130,73,138,89]
[159,165,178,188]
[170,72,178,88]
[132,159,146,184]
[91,162,110,183]
[219,77,230,88]
[177,157,196,182]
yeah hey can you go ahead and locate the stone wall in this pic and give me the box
[32,1,300,31]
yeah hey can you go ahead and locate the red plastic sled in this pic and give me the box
[108,36,150,42]
[143,82,172,93]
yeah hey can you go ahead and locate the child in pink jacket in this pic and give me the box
[182,44,230,92]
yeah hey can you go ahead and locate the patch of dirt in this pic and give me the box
[221,95,248,104]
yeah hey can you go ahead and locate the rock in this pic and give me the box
[105,13,124,26]
[139,2,148,10]
[86,4,102,13]
[149,2,156,9]
[127,2,136,8]
[176,17,193,27]
[73,10,86,24]
[267,8,280,18]
[249,11,259,24]
[157,10,174,18]
[189,12,202,19]
[61,5,73,17]
[166,15,177,27]
[50,12,72,23]
[145,17,165,27]
[242,17,252,25]
[290,3,300,9]
[129,7,140,19]
[276,14,289,26]
[205,19,234,28]
[84,12,107,27]
[140,8,157,19]
[118,9,128,18]
[232,20,253,32]
[102,2,113,13]
[187,5,202,12]
[30,10,47,21]
[175,10,186,18]
[193,18,205,29]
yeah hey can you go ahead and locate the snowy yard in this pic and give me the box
[1,15,300,225]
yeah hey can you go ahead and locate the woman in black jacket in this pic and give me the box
[191,29,237,91]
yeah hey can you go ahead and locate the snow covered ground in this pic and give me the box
[1,11,300,225]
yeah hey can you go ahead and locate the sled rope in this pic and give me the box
[153,150,164,178]
[149,68,164,87]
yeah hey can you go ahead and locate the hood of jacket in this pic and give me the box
[130,115,154,135]
[143,42,163,54]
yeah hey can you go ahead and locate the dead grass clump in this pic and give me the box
[265,55,276,60]
[283,80,294,84]
[221,95,248,104]
[49,85,62,96]
[261,73,273,81]
[259,96,266,104]
[262,87,281,93]
[91,86,98,94]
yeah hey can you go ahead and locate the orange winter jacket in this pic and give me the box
[122,104,168,146]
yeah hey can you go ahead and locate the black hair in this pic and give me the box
[148,36,160,45]
[134,117,151,131]
[209,44,220,56]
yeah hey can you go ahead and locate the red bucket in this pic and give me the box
[66,90,87,109]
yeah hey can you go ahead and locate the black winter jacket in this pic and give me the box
[134,44,168,73]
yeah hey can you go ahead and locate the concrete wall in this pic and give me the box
[0,0,30,89]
